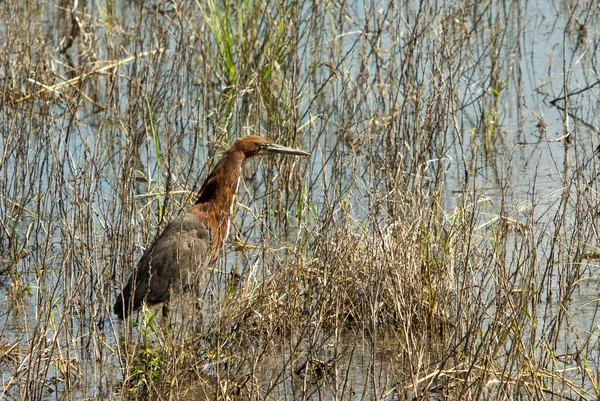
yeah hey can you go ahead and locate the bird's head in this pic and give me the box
[194,135,310,205]
[231,135,310,159]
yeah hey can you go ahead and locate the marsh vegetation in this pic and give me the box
[1,0,600,399]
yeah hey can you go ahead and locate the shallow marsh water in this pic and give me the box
[1,0,600,400]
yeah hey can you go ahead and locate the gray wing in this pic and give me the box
[114,212,212,319]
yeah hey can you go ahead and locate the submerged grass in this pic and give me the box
[1,0,600,400]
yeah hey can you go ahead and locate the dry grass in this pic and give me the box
[1,0,600,400]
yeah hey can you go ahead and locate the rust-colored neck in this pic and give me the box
[191,149,246,260]
[195,149,245,210]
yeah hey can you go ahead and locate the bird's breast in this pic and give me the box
[224,176,241,245]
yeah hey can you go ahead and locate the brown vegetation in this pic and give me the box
[1,0,599,400]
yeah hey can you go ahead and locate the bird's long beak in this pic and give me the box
[264,143,311,157]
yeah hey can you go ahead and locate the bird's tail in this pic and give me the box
[113,292,129,320]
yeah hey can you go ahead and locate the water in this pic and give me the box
[1,0,600,399]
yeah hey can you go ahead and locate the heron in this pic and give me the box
[113,135,310,320]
